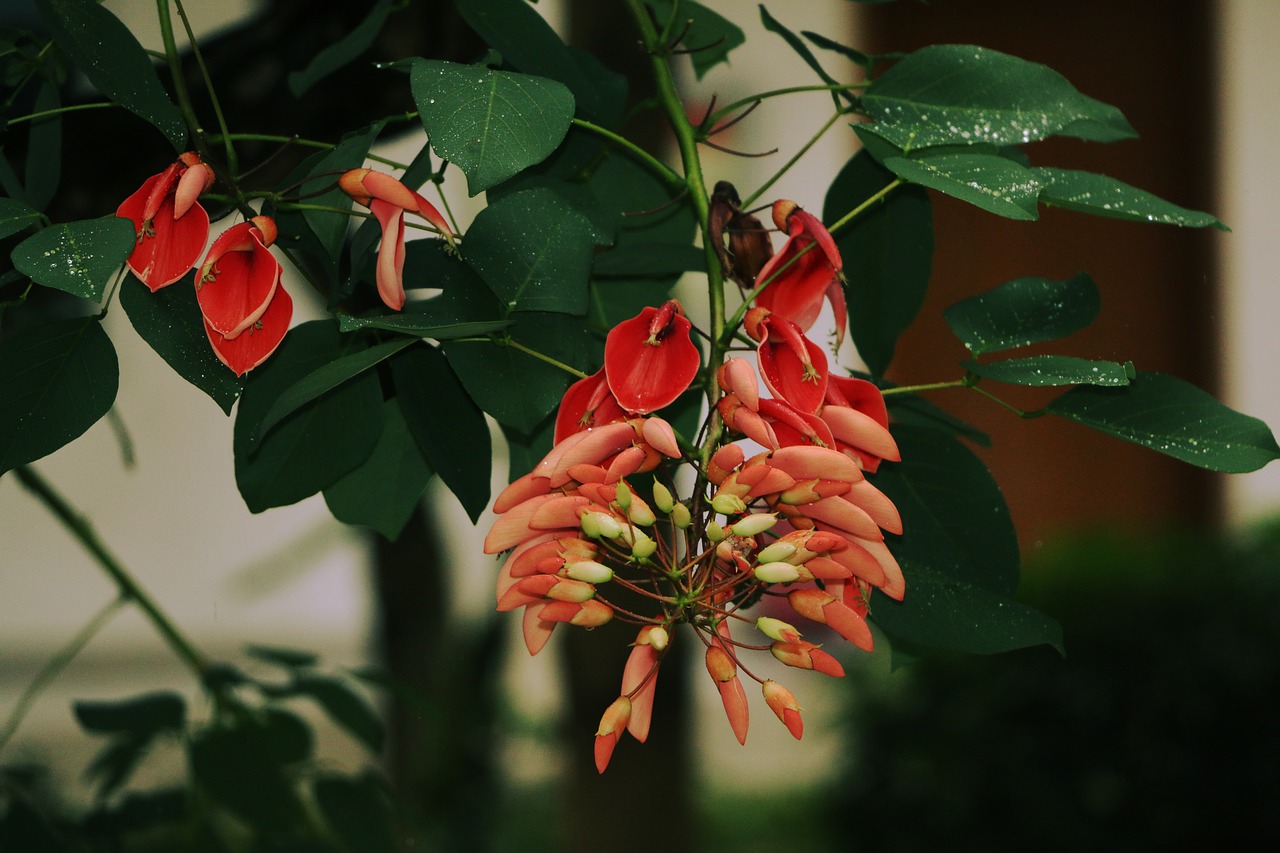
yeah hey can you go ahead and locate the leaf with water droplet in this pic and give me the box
[1034,167,1228,230]
[862,44,1135,150]
[1048,372,1280,473]
[12,215,135,302]
[944,273,1099,355]
[884,151,1041,220]
[965,355,1132,387]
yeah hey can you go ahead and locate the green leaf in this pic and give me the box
[324,401,434,541]
[862,44,1135,150]
[73,692,185,736]
[288,0,394,96]
[463,187,599,315]
[0,196,41,241]
[412,60,574,195]
[391,344,491,522]
[245,643,319,669]
[288,673,384,753]
[883,152,1041,220]
[871,425,1062,654]
[24,77,61,210]
[443,312,592,434]
[1033,167,1228,230]
[450,0,625,124]
[647,0,745,79]
[189,709,311,830]
[943,273,1100,355]
[802,29,871,69]
[256,337,415,443]
[1047,371,1280,473]
[303,122,384,264]
[233,322,384,513]
[338,312,511,339]
[502,417,555,485]
[119,273,241,415]
[314,773,396,853]
[12,216,135,301]
[0,316,117,475]
[965,355,1134,387]
[824,150,932,376]
[592,243,705,277]
[35,0,185,149]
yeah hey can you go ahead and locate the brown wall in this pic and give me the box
[862,0,1221,547]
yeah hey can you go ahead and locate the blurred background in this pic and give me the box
[2,0,1278,849]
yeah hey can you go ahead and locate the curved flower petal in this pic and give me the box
[755,201,843,341]
[196,222,281,338]
[204,282,292,377]
[555,368,628,443]
[604,300,701,414]
[117,172,210,291]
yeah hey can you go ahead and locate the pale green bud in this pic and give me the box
[711,492,748,516]
[707,520,726,543]
[755,616,801,642]
[581,511,624,540]
[671,503,692,529]
[630,529,657,560]
[628,501,656,527]
[652,480,675,514]
[755,540,798,564]
[648,626,670,652]
[731,513,777,538]
[754,561,801,584]
[614,482,632,511]
[565,559,614,584]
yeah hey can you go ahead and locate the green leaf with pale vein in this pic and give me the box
[966,355,1134,387]
[884,153,1041,220]
[944,274,1099,355]
[1034,167,1227,230]
[12,216,135,301]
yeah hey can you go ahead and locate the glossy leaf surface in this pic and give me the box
[966,355,1134,387]
[12,216,135,301]
[884,152,1041,220]
[944,273,1099,355]
[1033,167,1227,229]
[288,0,394,96]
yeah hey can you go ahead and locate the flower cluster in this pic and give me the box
[486,201,904,772]
[118,153,289,375]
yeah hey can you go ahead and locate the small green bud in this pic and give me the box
[731,513,777,538]
[652,480,675,514]
[756,540,798,564]
[711,492,748,516]
[630,529,657,560]
[754,561,801,584]
[614,482,632,511]
[671,503,692,529]
[707,520,726,543]
[565,559,614,584]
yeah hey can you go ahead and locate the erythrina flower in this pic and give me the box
[116,152,214,291]
[554,368,629,444]
[754,199,847,347]
[196,216,290,376]
[338,168,454,312]
[604,300,701,414]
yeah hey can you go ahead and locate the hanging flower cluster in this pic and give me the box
[117,153,290,375]
[486,201,904,772]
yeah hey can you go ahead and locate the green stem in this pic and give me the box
[4,101,115,126]
[0,597,126,757]
[707,84,867,127]
[504,338,589,379]
[968,383,1045,418]
[171,0,237,173]
[881,379,967,396]
[206,133,411,171]
[626,0,724,467]
[13,466,210,678]
[154,0,202,150]
[571,117,683,188]
[741,108,846,209]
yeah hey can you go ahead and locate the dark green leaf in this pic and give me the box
[314,773,396,853]
[289,673,384,753]
[338,312,511,339]
[450,0,625,124]
[883,152,1041,220]
[391,344,491,522]
[324,401,434,541]
[592,243,705,277]
[862,44,1135,150]
[35,0,185,149]
[189,708,311,829]
[647,0,745,79]
[73,692,185,736]
[502,416,555,484]
[24,77,60,210]
[824,150,932,376]
[412,60,574,195]
[871,425,1062,654]
[288,0,394,96]
[1047,371,1280,473]
[760,5,850,106]
[245,643,319,669]
[256,337,414,443]
[463,187,599,315]
[443,312,592,434]
[0,315,117,475]
[966,355,1134,387]
[233,322,384,512]
[12,216,135,301]
[0,197,41,241]
[1033,167,1228,230]
[303,122,384,264]
[119,273,241,415]
[943,273,1099,355]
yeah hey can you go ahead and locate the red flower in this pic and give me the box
[116,152,214,291]
[819,376,900,474]
[554,368,629,443]
[604,300,701,414]
[339,168,454,311]
[754,200,846,346]
[196,216,290,376]
[745,307,829,415]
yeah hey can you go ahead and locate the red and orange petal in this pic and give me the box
[117,173,210,292]
[753,312,829,415]
[604,301,700,415]
[205,283,292,376]
[196,224,281,339]
[370,200,408,311]
[555,368,629,444]
[594,696,631,774]
[755,202,844,337]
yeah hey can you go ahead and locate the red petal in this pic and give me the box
[555,368,627,443]
[205,284,292,376]
[117,177,209,291]
[604,304,700,414]
[196,231,281,338]
[756,315,828,414]
[371,200,407,311]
